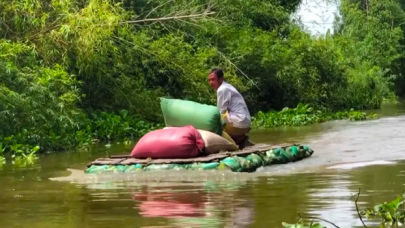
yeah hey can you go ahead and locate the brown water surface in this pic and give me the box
[1,102,405,228]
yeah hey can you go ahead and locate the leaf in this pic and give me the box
[375,204,384,212]
[31,146,40,153]
[386,195,402,210]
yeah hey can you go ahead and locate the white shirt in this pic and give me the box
[217,81,251,128]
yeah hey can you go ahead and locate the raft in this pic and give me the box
[85,143,314,174]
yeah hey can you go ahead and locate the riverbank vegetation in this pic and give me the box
[1,0,405,160]
[252,103,377,129]
[283,189,405,228]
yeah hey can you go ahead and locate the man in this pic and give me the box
[208,68,254,148]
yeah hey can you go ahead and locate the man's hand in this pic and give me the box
[221,119,227,128]
[220,111,228,128]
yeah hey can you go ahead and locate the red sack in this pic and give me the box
[138,201,204,218]
[133,191,206,218]
[130,125,205,159]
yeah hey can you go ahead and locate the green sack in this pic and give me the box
[284,146,299,162]
[235,156,254,172]
[143,164,176,171]
[302,145,314,157]
[246,153,264,168]
[221,157,242,172]
[85,165,106,174]
[201,162,221,170]
[125,164,143,172]
[273,148,291,163]
[160,97,223,135]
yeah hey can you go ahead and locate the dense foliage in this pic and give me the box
[0,0,404,160]
[252,103,377,129]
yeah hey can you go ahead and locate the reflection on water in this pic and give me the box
[2,160,405,227]
[130,182,255,228]
[1,103,405,227]
[306,174,360,228]
[327,160,397,170]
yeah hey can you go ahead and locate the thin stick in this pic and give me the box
[298,213,340,228]
[355,188,368,228]
[216,50,260,90]
[120,12,216,24]
[144,0,173,19]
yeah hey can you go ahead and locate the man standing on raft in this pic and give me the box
[208,68,254,149]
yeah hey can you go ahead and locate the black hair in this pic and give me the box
[210,68,224,79]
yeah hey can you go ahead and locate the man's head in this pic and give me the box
[208,68,224,90]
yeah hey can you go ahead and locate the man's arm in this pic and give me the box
[217,88,231,114]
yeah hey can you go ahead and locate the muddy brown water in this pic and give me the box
[1,102,405,228]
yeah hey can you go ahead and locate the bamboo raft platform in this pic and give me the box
[85,143,315,173]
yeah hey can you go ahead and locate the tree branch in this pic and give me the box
[294,189,369,228]
[355,188,368,228]
[120,12,216,24]
[298,213,340,228]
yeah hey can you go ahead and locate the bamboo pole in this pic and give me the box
[120,12,216,24]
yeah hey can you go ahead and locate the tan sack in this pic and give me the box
[166,127,237,146]
[221,131,237,146]
[164,127,239,154]
[196,129,239,154]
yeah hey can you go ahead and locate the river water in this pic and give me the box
[1,102,405,228]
